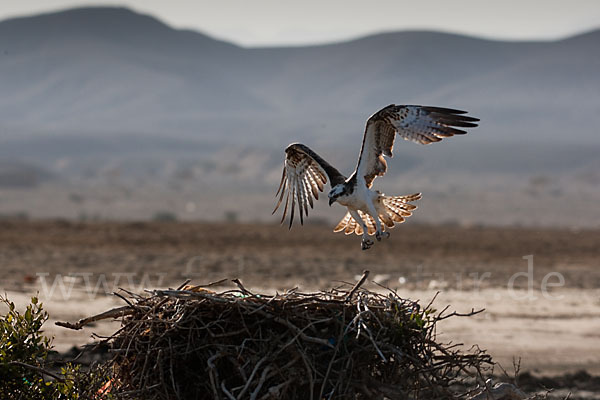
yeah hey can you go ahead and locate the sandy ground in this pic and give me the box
[1,220,599,382]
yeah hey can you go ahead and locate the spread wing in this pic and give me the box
[273,143,346,228]
[355,105,479,188]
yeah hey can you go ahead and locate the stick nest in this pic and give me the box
[99,277,492,399]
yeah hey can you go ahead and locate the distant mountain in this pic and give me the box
[0,7,598,146]
[0,7,262,136]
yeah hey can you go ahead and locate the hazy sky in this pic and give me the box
[2,0,599,46]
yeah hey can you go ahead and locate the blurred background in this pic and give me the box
[0,0,599,227]
[1,1,600,391]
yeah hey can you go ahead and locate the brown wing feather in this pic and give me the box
[355,105,479,187]
[273,143,346,228]
[333,193,421,236]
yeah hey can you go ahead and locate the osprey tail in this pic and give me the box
[333,193,421,236]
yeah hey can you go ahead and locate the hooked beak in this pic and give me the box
[329,197,336,206]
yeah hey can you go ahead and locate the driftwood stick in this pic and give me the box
[232,278,254,296]
[55,305,133,330]
[345,270,370,302]
[238,356,268,399]
[176,279,192,290]
[250,366,272,400]
[437,308,485,321]
[221,381,237,400]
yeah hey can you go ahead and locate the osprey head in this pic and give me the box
[328,184,345,206]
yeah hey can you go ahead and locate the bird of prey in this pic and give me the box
[273,104,479,250]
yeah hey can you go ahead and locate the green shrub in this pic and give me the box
[0,295,113,399]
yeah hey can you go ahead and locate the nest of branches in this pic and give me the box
[65,273,494,399]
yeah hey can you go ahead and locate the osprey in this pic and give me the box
[273,104,479,250]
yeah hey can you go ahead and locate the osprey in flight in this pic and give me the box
[273,104,479,250]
